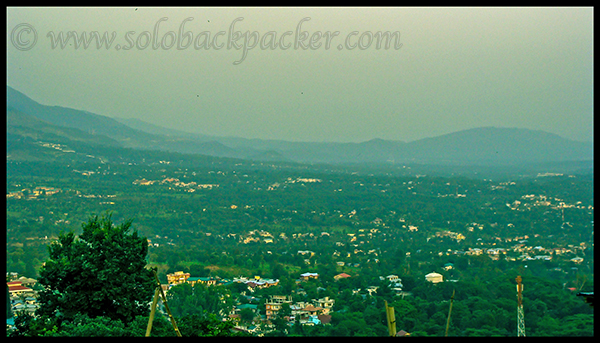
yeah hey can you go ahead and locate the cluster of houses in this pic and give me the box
[426,238,588,265]
[164,269,421,334]
[263,294,333,324]
[6,186,61,199]
[165,271,280,291]
[133,177,218,192]
[164,270,337,333]
[6,274,40,330]
[224,294,335,334]
[165,270,355,293]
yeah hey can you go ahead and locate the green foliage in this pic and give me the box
[8,311,59,337]
[35,214,155,324]
[9,310,245,337]
[239,307,255,323]
[326,311,387,336]
[556,314,594,336]
[176,313,249,337]
[44,313,128,337]
[166,282,234,318]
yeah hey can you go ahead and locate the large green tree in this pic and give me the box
[35,214,156,325]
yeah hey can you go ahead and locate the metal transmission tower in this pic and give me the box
[516,275,526,337]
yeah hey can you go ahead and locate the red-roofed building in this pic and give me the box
[7,283,34,297]
[318,314,332,325]
[397,330,410,336]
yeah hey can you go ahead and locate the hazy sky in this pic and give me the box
[6,7,594,143]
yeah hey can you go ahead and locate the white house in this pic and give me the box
[425,272,443,283]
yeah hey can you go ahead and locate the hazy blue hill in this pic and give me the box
[355,138,407,162]
[246,149,292,162]
[7,85,161,148]
[6,85,593,168]
[114,117,214,141]
[112,117,389,163]
[7,108,120,148]
[7,86,241,158]
[209,138,407,164]
[404,127,593,165]
[113,117,243,158]
[6,108,123,163]
[279,140,404,164]
[210,128,592,166]
[159,137,240,158]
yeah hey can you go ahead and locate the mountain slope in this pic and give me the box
[7,108,120,147]
[6,85,593,167]
[7,108,124,163]
[7,86,145,144]
[404,127,593,165]
[114,117,213,141]
[7,85,240,158]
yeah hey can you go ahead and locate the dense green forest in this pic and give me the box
[6,143,594,336]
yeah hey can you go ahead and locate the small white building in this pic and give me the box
[386,274,400,282]
[570,257,584,264]
[425,272,443,284]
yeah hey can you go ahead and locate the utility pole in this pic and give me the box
[384,300,397,337]
[146,270,182,337]
[516,275,525,337]
[444,289,455,337]
[145,287,161,336]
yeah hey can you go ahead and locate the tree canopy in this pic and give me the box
[35,213,156,324]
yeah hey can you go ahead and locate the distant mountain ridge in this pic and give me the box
[6,85,593,166]
[7,108,120,147]
[402,126,593,165]
[7,85,243,159]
